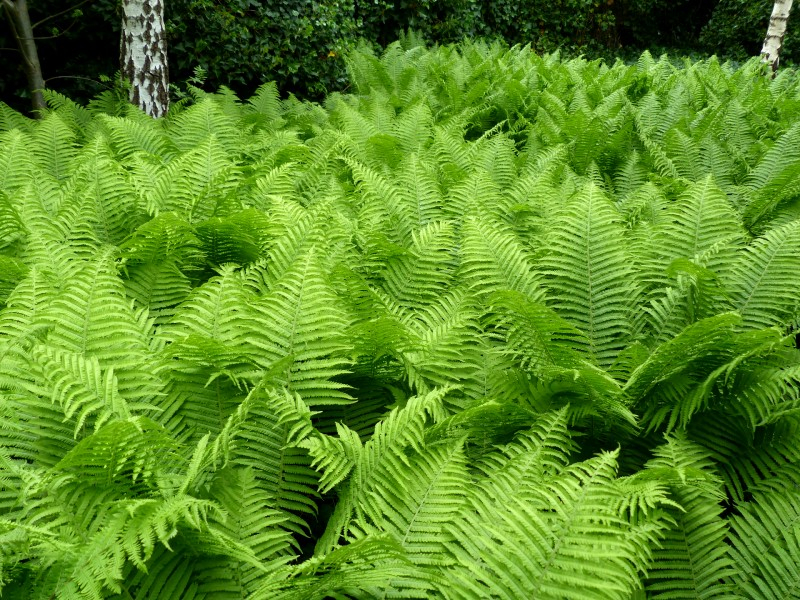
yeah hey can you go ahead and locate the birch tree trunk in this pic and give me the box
[2,0,46,116]
[761,0,794,75]
[120,0,169,118]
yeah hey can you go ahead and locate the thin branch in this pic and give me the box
[31,0,90,30]
[32,18,79,40]
[3,3,21,42]
[44,75,111,89]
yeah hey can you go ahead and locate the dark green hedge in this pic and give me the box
[1,0,798,113]
[701,0,800,65]
[168,0,358,99]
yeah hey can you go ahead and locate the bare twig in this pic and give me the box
[44,75,111,89]
[32,18,79,40]
[31,0,90,30]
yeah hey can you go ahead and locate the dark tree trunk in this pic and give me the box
[2,0,46,116]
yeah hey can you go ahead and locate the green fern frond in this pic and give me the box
[158,265,259,435]
[124,260,193,325]
[349,158,416,244]
[443,450,667,600]
[0,101,34,132]
[153,136,241,222]
[207,465,296,570]
[167,98,241,153]
[252,535,409,600]
[472,409,574,507]
[459,215,541,301]
[727,488,800,600]
[393,152,443,228]
[705,415,800,503]
[54,417,181,492]
[349,439,470,596]
[653,176,744,275]
[39,251,151,356]
[402,289,484,394]
[0,265,58,341]
[121,212,202,265]
[314,387,449,554]
[442,169,503,221]
[243,81,284,130]
[625,313,741,432]
[248,250,353,405]
[539,183,637,366]
[641,435,738,599]
[195,209,270,270]
[664,128,705,181]
[0,129,35,192]
[29,113,77,181]
[393,102,434,153]
[30,345,134,436]
[487,290,587,372]
[742,122,800,229]
[382,220,457,307]
[95,114,169,159]
[725,220,800,330]
[61,155,144,246]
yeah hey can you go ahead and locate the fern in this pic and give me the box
[2,41,800,600]
[727,488,800,599]
[539,182,638,366]
[642,435,738,599]
[725,220,800,330]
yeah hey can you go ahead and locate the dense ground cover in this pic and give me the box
[1,41,800,598]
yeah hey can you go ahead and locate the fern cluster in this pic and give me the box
[1,40,800,598]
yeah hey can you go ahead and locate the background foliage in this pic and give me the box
[701,0,800,63]
[2,0,800,113]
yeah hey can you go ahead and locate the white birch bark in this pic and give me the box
[761,0,794,74]
[121,0,169,118]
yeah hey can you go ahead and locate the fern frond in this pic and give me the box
[207,465,296,572]
[124,260,193,325]
[742,122,800,229]
[95,114,169,159]
[314,387,449,554]
[725,220,800,330]
[642,435,738,599]
[653,176,744,276]
[538,182,637,366]
[486,290,587,372]
[443,450,666,600]
[248,249,353,405]
[153,136,241,222]
[252,535,409,600]
[625,313,741,432]
[459,215,542,301]
[726,488,800,600]
[167,97,240,153]
[471,409,574,508]
[29,113,77,181]
[0,129,35,192]
[403,289,484,394]
[30,345,134,436]
[158,265,259,435]
[349,439,471,596]
[382,220,457,307]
